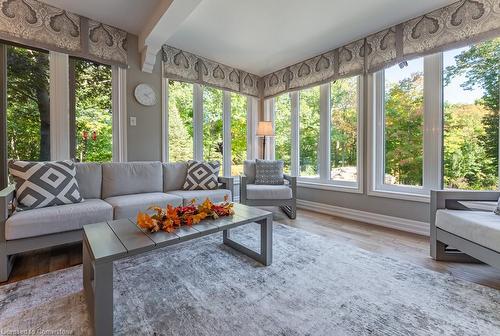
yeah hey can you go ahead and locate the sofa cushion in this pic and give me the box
[183,160,220,190]
[166,189,231,206]
[9,160,83,211]
[436,210,500,253]
[5,199,112,240]
[75,162,102,199]
[102,162,163,199]
[105,192,183,219]
[246,184,292,200]
[163,162,188,192]
[243,160,256,184]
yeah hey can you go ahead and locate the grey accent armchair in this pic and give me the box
[430,190,500,269]
[240,160,296,219]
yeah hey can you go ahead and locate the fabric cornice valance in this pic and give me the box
[162,45,261,98]
[0,0,128,67]
[261,0,500,99]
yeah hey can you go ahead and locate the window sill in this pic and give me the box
[297,179,362,194]
[367,188,430,203]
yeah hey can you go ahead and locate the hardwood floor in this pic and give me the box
[2,208,500,289]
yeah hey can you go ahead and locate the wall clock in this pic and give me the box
[134,83,156,106]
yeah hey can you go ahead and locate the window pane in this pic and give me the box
[231,93,247,176]
[299,86,320,177]
[7,46,50,161]
[331,77,358,182]
[168,80,194,161]
[73,59,112,162]
[443,38,500,190]
[275,94,291,174]
[203,87,223,174]
[384,59,424,186]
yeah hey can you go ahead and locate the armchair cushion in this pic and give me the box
[246,184,292,200]
[436,209,500,253]
[255,159,284,185]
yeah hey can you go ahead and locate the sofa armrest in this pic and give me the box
[284,174,297,199]
[240,175,248,204]
[218,176,234,201]
[0,185,15,242]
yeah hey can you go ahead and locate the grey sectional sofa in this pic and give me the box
[0,161,233,281]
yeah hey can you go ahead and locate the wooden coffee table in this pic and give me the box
[82,203,273,336]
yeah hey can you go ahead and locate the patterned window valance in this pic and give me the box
[162,45,261,98]
[261,0,499,98]
[0,0,128,66]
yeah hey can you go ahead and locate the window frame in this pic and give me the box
[368,53,443,202]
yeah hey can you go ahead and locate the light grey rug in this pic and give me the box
[0,223,499,336]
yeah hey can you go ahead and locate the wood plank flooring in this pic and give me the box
[2,208,500,289]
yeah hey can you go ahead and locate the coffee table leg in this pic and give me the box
[223,214,273,266]
[83,241,113,336]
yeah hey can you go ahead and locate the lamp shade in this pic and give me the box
[256,121,274,137]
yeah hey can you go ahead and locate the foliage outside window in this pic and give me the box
[443,38,500,190]
[168,80,194,162]
[7,45,50,161]
[383,59,424,187]
[331,77,358,182]
[231,93,247,176]
[73,58,112,162]
[299,86,320,177]
[275,93,292,174]
[203,86,224,174]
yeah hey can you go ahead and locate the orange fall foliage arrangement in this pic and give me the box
[136,195,234,233]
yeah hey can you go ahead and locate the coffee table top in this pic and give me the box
[83,203,272,264]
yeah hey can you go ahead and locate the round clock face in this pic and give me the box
[134,83,156,106]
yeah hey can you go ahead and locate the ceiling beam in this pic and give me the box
[139,0,201,73]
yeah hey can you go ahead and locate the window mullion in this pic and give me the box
[161,76,169,162]
[193,84,203,161]
[374,71,385,190]
[223,91,231,176]
[319,83,331,180]
[423,53,443,190]
[290,91,299,177]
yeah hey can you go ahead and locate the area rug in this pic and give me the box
[0,223,499,336]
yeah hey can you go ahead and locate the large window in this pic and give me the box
[231,92,247,176]
[203,87,224,173]
[383,59,424,187]
[71,58,112,162]
[299,86,320,177]
[331,77,359,182]
[6,45,50,161]
[443,39,500,190]
[275,93,292,174]
[168,80,194,162]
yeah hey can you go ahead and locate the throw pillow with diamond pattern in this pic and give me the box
[255,159,284,185]
[9,160,83,211]
[183,160,220,190]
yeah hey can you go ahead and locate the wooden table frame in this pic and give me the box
[82,204,273,335]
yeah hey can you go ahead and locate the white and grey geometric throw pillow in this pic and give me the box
[255,159,284,185]
[182,160,220,190]
[9,160,83,211]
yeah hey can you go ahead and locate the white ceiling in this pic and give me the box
[40,0,457,76]
[40,0,162,35]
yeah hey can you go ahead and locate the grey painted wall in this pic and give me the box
[126,34,163,162]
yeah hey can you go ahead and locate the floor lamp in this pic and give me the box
[256,121,274,160]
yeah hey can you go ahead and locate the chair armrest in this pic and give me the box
[0,184,15,242]
[283,174,297,199]
[240,175,248,203]
[218,176,234,201]
[431,190,500,211]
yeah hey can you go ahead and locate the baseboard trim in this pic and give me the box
[296,199,429,236]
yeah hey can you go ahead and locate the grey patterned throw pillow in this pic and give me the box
[255,159,284,185]
[9,160,83,211]
[183,160,220,190]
